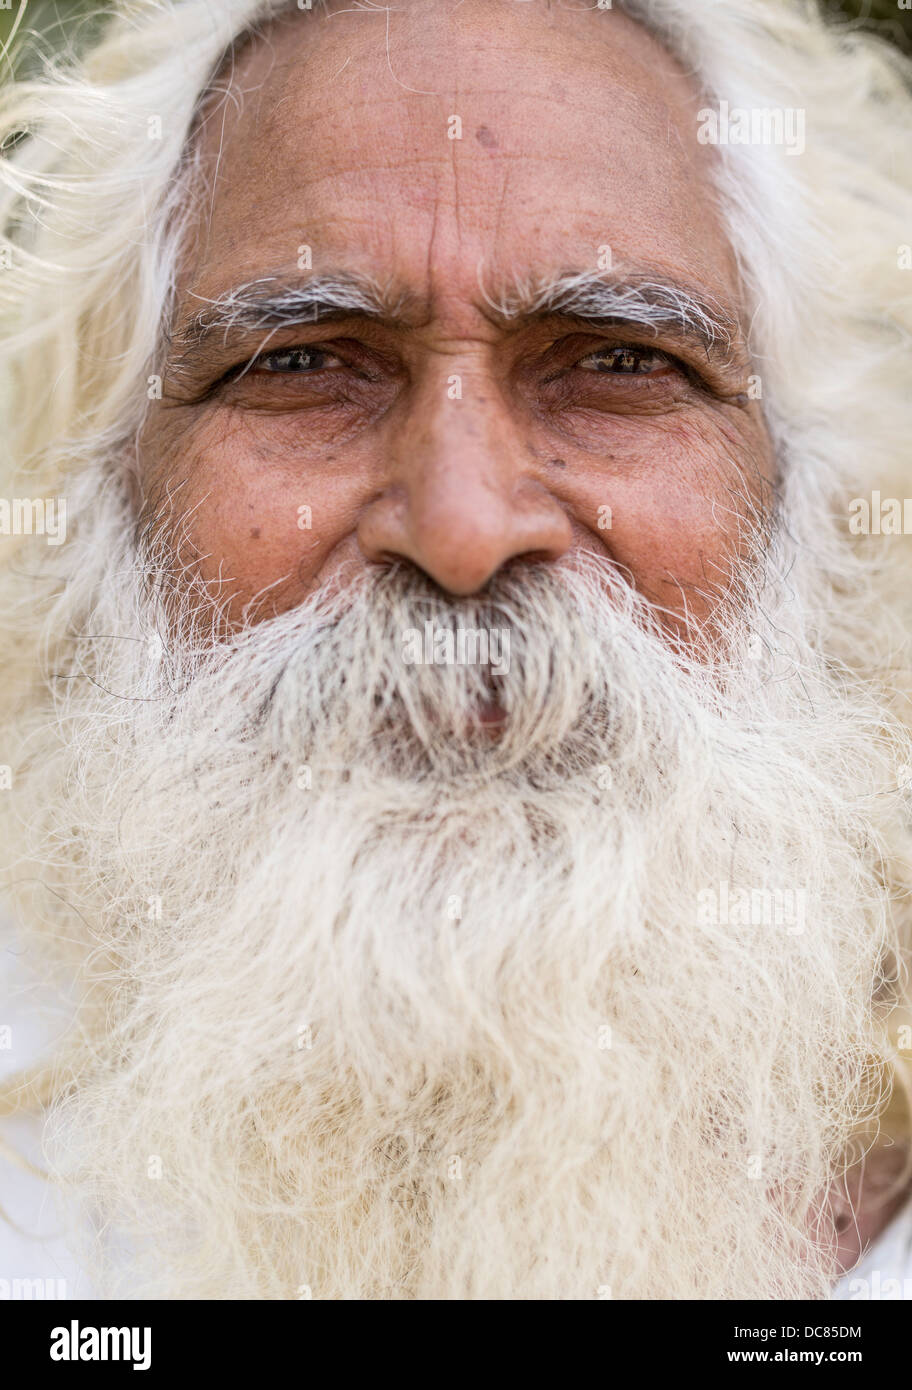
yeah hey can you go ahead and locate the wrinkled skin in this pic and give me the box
[142,0,772,634]
[137,0,902,1271]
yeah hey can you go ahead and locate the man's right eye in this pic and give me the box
[252,347,344,373]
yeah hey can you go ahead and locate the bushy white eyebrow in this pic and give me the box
[176,272,410,348]
[172,267,738,365]
[483,269,737,354]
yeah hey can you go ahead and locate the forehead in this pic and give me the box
[182,0,741,317]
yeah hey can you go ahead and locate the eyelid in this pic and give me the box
[540,339,685,384]
[247,337,402,383]
[540,332,725,397]
[210,343,356,394]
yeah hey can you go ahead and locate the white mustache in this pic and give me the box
[148,552,700,784]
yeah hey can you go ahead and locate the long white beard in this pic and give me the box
[4,479,909,1300]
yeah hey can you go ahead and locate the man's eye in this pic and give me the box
[576,345,674,375]
[253,347,343,373]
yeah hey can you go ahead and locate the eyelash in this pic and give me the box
[246,342,681,379]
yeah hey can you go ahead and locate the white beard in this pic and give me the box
[4,475,909,1300]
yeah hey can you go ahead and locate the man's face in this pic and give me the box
[142,0,772,633]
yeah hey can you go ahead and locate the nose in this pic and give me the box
[357,372,573,596]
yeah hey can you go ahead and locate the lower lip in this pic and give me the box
[470,700,508,734]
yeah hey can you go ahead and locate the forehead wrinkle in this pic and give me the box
[180,6,743,353]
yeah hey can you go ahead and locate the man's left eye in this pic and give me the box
[576,345,674,374]
[253,347,343,372]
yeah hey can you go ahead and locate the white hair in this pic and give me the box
[0,0,907,676]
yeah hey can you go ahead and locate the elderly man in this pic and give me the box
[0,0,911,1302]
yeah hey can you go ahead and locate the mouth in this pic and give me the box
[368,688,509,747]
[472,697,508,728]
[415,696,509,742]
[462,697,509,743]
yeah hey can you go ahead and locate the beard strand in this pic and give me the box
[4,479,909,1299]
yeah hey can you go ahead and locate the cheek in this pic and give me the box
[606,474,734,602]
[142,411,369,616]
[567,414,770,618]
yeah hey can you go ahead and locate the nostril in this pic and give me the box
[515,546,565,568]
[357,469,573,597]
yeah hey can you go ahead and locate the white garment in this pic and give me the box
[831,1192,912,1300]
[0,1114,95,1299]
[0,933,96,1299]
